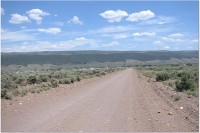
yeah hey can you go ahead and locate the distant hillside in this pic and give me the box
[1,50,198,66]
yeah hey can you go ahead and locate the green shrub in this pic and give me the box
[175,73,195,92]
[1,89,13,99]
[11,75,18,81]
[64,78,71,84]
[39,74,49,82]
[5,92,12,100]
[187,90,198,96]
[92,70,98,74]
[1,89,7,98]
[59,79,65,84]
[47,82,52,87]
[169,71,178,79]
[51,79,59,88]
[156,73,170,81]
[76,76,81,81]
[36,77,42,84]
[69,76,76,83]
[99,71,105,76]
[15,76,26,86]
[40,82,51,88]
[12,89,21,96]
[174,95,181,101]
[59,78,71,84]
[177,72,190,78]
[15,77,23,84]
[21,89,28,97]
[30,88,36,93]
[27,75,37,84]
[186,63,192,66]
[96,73,100,77]
[1,78,18,90]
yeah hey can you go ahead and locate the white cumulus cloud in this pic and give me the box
[142,16,175,25]
[132,32,156,37]
[38,28,61,34]
[1,29,35,42]
[169,33,184,38]
[99,10,128,23]
[27,9,50,24]
[96,25,134,34]
[102,41,119,46]
[153,41,164,46]
[127,10,155,22]
[68,16,83,25]
[75,37,88,41]
[163,46,170,49]
[162,37,183,43]
[9,14,29,24]
[102,33,128,39]
[192,39,198,43]
[1,8,5,15]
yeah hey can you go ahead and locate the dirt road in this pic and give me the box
[1,69,198,132]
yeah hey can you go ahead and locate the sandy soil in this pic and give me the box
[1,69,199,132]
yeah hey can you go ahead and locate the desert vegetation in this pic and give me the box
[1,67,122,99]
[136,63,199,96]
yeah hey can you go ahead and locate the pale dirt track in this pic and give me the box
[1,69,199,132]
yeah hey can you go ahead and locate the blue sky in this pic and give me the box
[1,1,199,52]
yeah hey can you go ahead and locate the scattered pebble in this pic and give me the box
[168,112,173,115]
[148,119,151,121]
[14,109,17,112]
[19,102,23,105]
[157,111,161,113]
[180,106,183,110]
